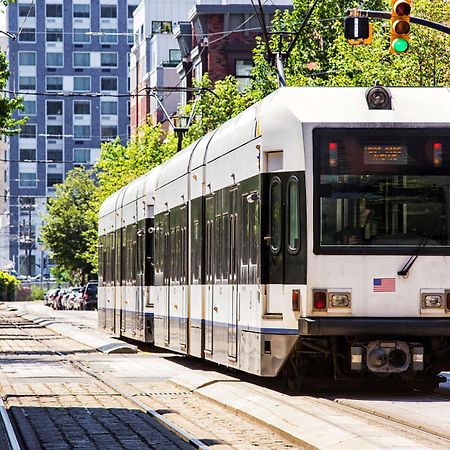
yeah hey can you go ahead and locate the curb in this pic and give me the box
[9,308,136,354]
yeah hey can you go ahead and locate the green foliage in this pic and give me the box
[250,0,450,97]
[31,285,46,301]
[0,271,20,301]
[0,0,28,135]
[182,75,254,145]
[95,123,177,205]
[41,167,98,285]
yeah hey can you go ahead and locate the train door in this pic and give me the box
[163,212,170,344]
[205,195,214,354]
[136,222,145,339]
[114,228,122,335]
[120,226,128,334]
[179,207,188,350]
[228,188,239,359]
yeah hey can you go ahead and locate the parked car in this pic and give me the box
[52,288,66,310]
[79,281,98,310]
[60,289,73,310]
[44,289,56,306]
[66,287,82,310]
[45,288,60,307]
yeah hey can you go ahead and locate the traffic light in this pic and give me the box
[390,0,411,53]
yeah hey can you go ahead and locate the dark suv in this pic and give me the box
[80,281,98,310]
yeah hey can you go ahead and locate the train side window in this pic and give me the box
[287,177,300,253]
[270,178,282,253]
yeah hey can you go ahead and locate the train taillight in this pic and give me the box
[313,291,327,311]
[292,290,300,311]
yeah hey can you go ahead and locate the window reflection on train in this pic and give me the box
[318,132,450,249]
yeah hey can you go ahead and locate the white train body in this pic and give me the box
[99,87,450,385]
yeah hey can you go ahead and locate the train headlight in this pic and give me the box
[329,293,350,308]
[422,294,443,309]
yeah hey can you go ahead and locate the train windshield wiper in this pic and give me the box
[397,214,446,277]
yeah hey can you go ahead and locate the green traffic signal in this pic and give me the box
[392,37,409,53]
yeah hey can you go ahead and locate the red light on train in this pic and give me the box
[329,142,338,167]
[292,289,300,311]
[313,291,327,311]
[433,142,442,167]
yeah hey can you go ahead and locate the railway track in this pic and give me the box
[0,310,298,450]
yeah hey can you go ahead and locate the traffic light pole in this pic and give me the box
[357,10,450,35]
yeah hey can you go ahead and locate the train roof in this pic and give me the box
[259,86,450,126]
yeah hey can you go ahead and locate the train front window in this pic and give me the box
[315,129,450,252]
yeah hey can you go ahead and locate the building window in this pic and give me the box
[20,123,36,138]
[74,125,90,139]
[127,5,136,18]
[73,29,90,43]
[100,29,118,44]
[235,59,252,91]
[152,21,172,34]
[101,126,117,140]
[100,5,117,18]
[46,125,63,138]
[22,100,36,115]
[74,148,90,163]
[46,28,63,42]
[101,101,117,115]
[18,3,35,17]
[73,101,90,115]
[47,150,62,162]
[47,173,63,188]
[19,52,36,66]
[20,148,36,162]
[19,28,36,42]
[46,4,63,18]
[169,49,181,64]
[101,53,117,67]
[73,76,90,91]
[19,76,36,90]
[127,26,134,44]
[100,77,117,91]
[73,4,90,18]
[46,76,63,91]
[46,52,63,67]
[46,101,63,115]
[73,52,90,67]
[19,173,37,187]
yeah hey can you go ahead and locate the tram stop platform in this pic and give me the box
[5,302,136,354]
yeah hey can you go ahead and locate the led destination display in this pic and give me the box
[364,145,408,165]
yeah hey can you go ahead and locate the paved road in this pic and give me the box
[3,302,450,449]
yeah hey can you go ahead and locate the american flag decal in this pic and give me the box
[373,278,396,293]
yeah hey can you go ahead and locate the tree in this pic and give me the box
[250,0,450,98]
[0,2,27,134]
[95,123,178,206]
[181,74,254,146]
[41,168,98,284]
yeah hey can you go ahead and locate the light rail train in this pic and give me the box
[99,86,450,388]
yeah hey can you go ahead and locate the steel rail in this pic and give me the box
[0,398,22,450]
[5,316,210,450]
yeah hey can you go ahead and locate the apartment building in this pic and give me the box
[7,0,138,276]
[129,0,195,133]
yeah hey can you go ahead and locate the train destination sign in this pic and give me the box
[364,145,408,165]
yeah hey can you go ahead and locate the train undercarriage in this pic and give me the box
[279,334,450,392]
